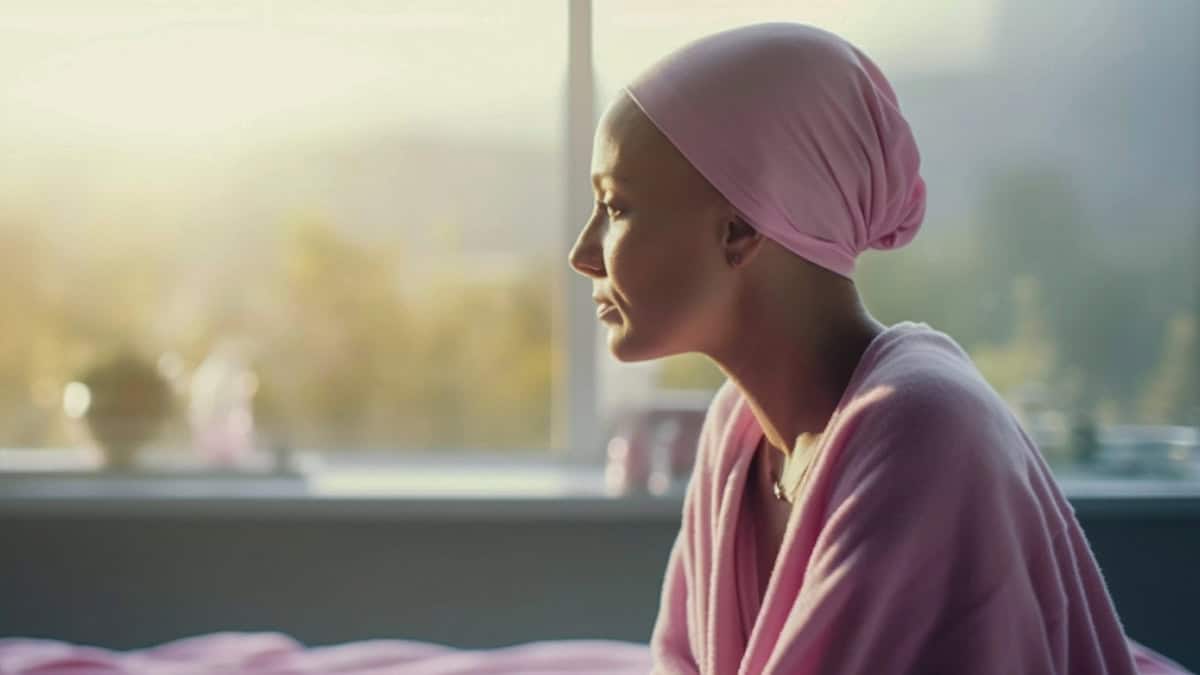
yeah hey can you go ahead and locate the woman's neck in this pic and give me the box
[712,301,884,460]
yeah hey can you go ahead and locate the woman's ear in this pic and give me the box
[722,214,764,268]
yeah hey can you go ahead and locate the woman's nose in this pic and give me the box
[568,223,605,279]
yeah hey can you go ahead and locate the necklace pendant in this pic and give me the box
[771,478,786,502]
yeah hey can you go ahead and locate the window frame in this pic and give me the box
[560,0,603,464]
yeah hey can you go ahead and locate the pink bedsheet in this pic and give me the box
[0,632,1189,674]
[0,633,652,675]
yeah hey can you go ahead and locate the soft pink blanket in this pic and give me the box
[0,633,653,674]
[0,632,1185,675]
[649,321,1193,674]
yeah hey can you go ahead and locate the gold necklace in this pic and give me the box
[769,437,819,504]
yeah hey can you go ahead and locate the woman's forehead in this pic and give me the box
[592,97,687,190]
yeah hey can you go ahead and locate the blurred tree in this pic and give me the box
[971,275,1057,401]
[1138,312,1198,425]
[0,221,56,446]
[973,164,1091,295]
[405,263,553,449]
[967,161,1183,423]
[857,232,985,344]
[242,214,554,451]
[249,214,415,449]
[658,353,724,391]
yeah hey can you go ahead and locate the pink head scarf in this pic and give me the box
[622,22,927,279]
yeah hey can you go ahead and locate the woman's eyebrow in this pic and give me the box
[590,172,634,191]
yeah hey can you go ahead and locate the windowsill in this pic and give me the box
[2,466,1200,520]
[0,461,687,521]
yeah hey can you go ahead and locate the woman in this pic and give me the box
[568,22,1189,675]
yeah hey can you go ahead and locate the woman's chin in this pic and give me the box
[605,324,671,363]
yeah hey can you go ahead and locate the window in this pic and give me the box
[2,1,1197,491]
[0,1,568,473]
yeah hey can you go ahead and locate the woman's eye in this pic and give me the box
[594,199,624,220]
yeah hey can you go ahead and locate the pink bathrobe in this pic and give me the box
[649,321,1191,674]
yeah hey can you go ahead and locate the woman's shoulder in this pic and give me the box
[858,323,1002,415]
[694,377,748,449]
[709,376,744,420]
[840,324,1024,463]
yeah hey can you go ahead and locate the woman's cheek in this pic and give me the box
[606,232,640,287]
[609,222,667,307]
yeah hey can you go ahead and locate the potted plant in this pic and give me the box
[74,350,172,472]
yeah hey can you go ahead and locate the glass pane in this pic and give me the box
[0,1,565,472]
[594,1,1199,483]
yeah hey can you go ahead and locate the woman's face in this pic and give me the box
[568,95,736,362]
